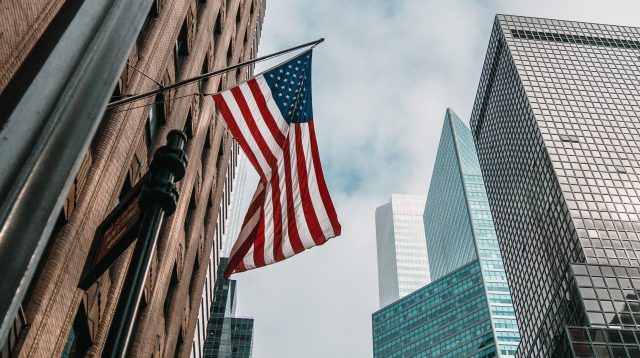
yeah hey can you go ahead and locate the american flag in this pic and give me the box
[213,50,341,277]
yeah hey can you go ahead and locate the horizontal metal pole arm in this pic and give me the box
[106,38,324,109]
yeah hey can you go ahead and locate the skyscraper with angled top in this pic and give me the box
[375,194,430,308]
[471,14,640,357]
[372,109,519,357]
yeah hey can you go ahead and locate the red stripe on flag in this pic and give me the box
[294,125,325,245]
[307,121,341,235]
[224,182,266,278]
[282,134,304,254]
[248,79,287,147]
[230,87,278,171]
[213,94,266,178]
[252,204,267,268]
[270,171,285,262]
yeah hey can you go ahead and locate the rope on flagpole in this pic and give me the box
[107,38,325,110]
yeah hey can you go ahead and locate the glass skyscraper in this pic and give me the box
[470,15,640,357]
[373,260,496,357]
[376,194,430,307]
[372,110,519,357]
[203,258,254,357]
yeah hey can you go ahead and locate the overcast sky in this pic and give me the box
[231,1,640,357]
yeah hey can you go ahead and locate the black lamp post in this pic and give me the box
[103,130,188,358]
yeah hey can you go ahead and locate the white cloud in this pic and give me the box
[234,1,640,357]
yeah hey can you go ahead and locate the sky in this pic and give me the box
[231,1,640,357]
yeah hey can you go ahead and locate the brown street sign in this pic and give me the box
[78,175,148,290]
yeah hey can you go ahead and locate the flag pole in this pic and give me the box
[107,38,325,109]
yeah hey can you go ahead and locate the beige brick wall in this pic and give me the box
[8,0,265,356]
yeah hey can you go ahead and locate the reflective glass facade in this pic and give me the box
[424,109,519,356]
[373,260,497,357]
[203,258,254,357]
[376,195,430,307]
[470,15,640,357]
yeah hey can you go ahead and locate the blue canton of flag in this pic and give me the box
[264,52,313,123]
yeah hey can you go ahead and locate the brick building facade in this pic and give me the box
[0,0,265,356]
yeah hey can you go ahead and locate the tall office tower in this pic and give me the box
[375,194,430,307]
[0,1,266,357]
[471,15,640,357]
[191,155,250,357]
[202,258,254,358]
[373,110,519,357]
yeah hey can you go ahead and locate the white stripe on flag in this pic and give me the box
[256,76,289,134]
[220,90,272,176]
[261,182,275,264]
[276,157,294,259]
[287,127,315,249]
[299,123,335,238]
[239,83,284,159]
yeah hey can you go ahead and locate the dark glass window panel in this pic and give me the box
[610,346,627,358]
[621,331,637,344]
[589,329,607,343]
[605,312,618,325]
[570,328,590,343]
[628,347,640,358]
[620,313,634,325]
[606,330,623,343]
[592,345,611,358]
[573,343,594,358]
[145,94,165,151]
[174,20,189,74]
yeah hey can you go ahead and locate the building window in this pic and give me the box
[201,128,211,167]
[189,248,200,301]
[145,94,165,152]
[226,44,233,66]
[61,303,92,357]
[118,174,132,203]
[174,329,184,358]
[213,12,222,46]
[185,191,196,236]
[197,0,206,12]
[199,55,209,94]
[183,110,193,139]
[174,20,189,76]
[163,266,178,327]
